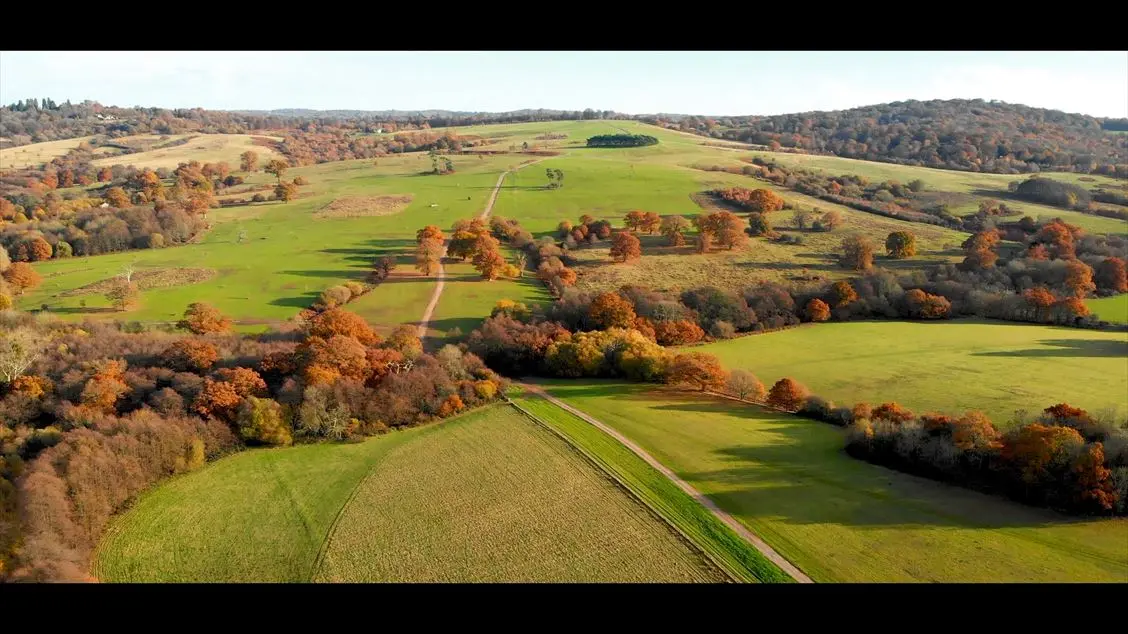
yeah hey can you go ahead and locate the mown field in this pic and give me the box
[89,133,286,170]
[694,319,1128,425]
[1088,294,1128,324]
[0,135,96,169]
[538,380,1128,583]
[98,405,723,583]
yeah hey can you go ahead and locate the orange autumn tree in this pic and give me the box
[415,224,445,276]
[609,231,642,263]
[78,359,129,415]
[805,298,831,322]
[471,233,506,280]
[212,367,268,398]
[307,308,381,345]
[904,289,951,319]
[667,352,727,392]
[872,402,915,424]
[159,340,219,373]
[178,302,233,335]
[624,210,645,231]
[885,231,917,259]
[653,320,705,346]
[746,188,785,212]
[640,211,662,234]
[829,280,857,308]
[3,262,42,295]
[1063,259,1096,298]
[588,292,637,329]
[193,379,243,421]
[1095,256,1127,293]
[840,235,875,271]
[766,377,809,411]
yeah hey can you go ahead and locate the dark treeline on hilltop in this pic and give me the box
[641,99,1128,177]
[0,100,628,147]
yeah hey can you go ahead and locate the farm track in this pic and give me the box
[416,159,546,340]
[518,382,814,584]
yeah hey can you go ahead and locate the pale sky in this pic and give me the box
[1,51,1125,118]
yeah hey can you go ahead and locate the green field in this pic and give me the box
[97,405,724,582]
[538,380,1128,582]
[1088,294,1128,324]
[694,319,1128,424]
[511,392,790,583]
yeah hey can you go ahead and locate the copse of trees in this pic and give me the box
[586,134,659,147]
[0,308,507,581]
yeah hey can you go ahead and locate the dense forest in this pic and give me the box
[642,99,1128,177]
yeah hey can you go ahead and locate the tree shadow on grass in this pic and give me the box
[40,306,117,315]
[973,338,1128,358]
[269,292,321,308]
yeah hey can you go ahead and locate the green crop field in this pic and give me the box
[97,405,724,582]
[1088,294,1128,324]
[694,319,1128,424]
[537,380,1128,583]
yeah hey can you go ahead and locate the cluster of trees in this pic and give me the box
[418,218,521,281]
[710,187,786,213]
[586,134,659,148]
[545,168,564,189]
[0,305,506,580]
[846,402,1127,515]
[1010,176,1128,220]
[649,99,1128,176]
[275,130,479,166]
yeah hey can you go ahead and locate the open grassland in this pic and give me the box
[694,319,1128,424]
[735,149,1128,235]
[512,392,789,582]
[97,405,722,582]
[90,133,285,170]
[315,405,723,582]
[0,135,96,169]
[539,380,1128,583]
[1087,294,1128,324]
[20,153,540,331]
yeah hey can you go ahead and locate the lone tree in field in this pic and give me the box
[660,215,691,246]
[240,150,259,172]
[747,212,772,237]
[179,302,233,334]
[725,369,765,402]
[609,231,642,263]
[766,378,810,411]
[3,262,42,295]
[275,181,299,202]
[746,188,786,212]
[793,208,814,230]
[840,235,875,271]
[105,272,140,312]
[415,225,446,276]
[264,159,289,183]
[545,168,564,188]
[885,231,917,259]
[667,352,727,392]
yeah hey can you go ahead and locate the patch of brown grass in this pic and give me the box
[315,195,413,219]
[61,268,217,297]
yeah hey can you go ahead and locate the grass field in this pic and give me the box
[1088,294,1128,324]
[694,319,1128,424]
[98,405,723,582]
[0,136,96,169]
[511,392,790,583]
[539,380,1128,582]
[90,133,286,170]
[20,153,541,332]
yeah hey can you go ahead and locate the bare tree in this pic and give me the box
[0,327,46,383]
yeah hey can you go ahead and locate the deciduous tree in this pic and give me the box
[766,378,809,411]
[840,235,875,271]
[589,292,637,329]
[264,159,289,183]
[609,231,642,263]
[885,231,917,258]
[178,302,233,334]
[3,262,42,295]
[660,215,691,246]
[667,352,727,391]
[805,298,830,322]
[725,369,765,401]
[240,150,259,172]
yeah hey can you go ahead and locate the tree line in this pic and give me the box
[586,134,659,148]
[0,305,506,581]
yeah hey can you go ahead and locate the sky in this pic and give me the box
[1,51,1125,118]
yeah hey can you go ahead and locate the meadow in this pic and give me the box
[98,404,723,582]
[537,380,1128,583]
[89,133,285,170]
[694,319,1128,424]
[0,135,96,169]
[1088,294,1128,324]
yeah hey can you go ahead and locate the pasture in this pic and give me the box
[90,133,286,170]
[98,405,723,582]
[0,135,96,169]
[538,380,1128,583]
[693,319,1128,425]
[1088,294,1128,324]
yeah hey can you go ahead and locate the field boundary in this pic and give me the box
[505,397,740,583]
[519,383,813,583]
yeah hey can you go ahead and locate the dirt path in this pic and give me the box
[519,383,814,584]
[416,160,546,339]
